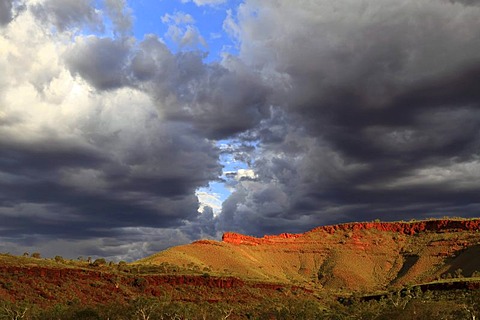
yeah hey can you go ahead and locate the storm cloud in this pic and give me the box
[219,0,480,234]
[0,2,226,259]
[1,0,480,259]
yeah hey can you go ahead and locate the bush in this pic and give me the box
[92,258,106,267]
[454,268,463,278]
[72,308,101,320]
[133,277,148,290]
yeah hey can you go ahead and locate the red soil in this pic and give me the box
[0,264,310,306]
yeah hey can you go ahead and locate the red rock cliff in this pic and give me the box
[222,219,480,245]
[222,232,302,245]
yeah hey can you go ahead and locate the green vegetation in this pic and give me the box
[2,287,480,319]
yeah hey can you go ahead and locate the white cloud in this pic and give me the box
[180,0,226,7]
[224,168,257,181]
[222,9,240,40]
[162,11,207,49]
[196,190,223,215]
[161,11,195,25]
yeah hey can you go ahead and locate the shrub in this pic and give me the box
[133,277,148,290]
[72,308,101,320]
[454,268,463,278]
[31,252,41,259]
[92,258,106,267]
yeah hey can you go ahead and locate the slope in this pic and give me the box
[139,218,480,292]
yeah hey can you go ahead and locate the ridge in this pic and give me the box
[222,218,480,245]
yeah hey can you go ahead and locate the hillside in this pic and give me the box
[139,218,480,292]
[4,218,480,319]
[0,254,322,319]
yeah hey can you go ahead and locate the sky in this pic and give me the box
[1,0,480,261]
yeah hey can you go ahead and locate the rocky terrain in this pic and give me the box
[3,218,480,319]
[143,218,480,292]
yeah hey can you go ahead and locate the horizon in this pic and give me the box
[1,0,480,261]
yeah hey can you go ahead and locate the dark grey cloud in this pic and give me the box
[0,0,13,26]
[3,0,480,261]
[1,1,225,260]
[217,0,480,236]
[0,115,221,236]
[64,32,271,139]
[2,3,268,259]
[64,37,132,90]
[0,22,222,258]
[133,43,271,139]
[160,56,270,139]
[450,0,480,6]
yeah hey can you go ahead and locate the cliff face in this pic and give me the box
[145,218,480,293]
[222,219,480,245]
[316,219,480,235]
[221,232,302,245]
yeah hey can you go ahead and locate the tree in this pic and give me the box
[386,290,410,310]
[132,297,160,320]
[0,301,29,320]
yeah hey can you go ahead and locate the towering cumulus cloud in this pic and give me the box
[1,0,480,259]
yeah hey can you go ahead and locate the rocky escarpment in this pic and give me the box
[316,219,480,235]
[145,218,480,292]
[221,232,302,245]
[222,219,480,245]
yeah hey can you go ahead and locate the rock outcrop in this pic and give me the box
[222,219,480,245]
[145,218,480,293]
[222,232,302,245]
